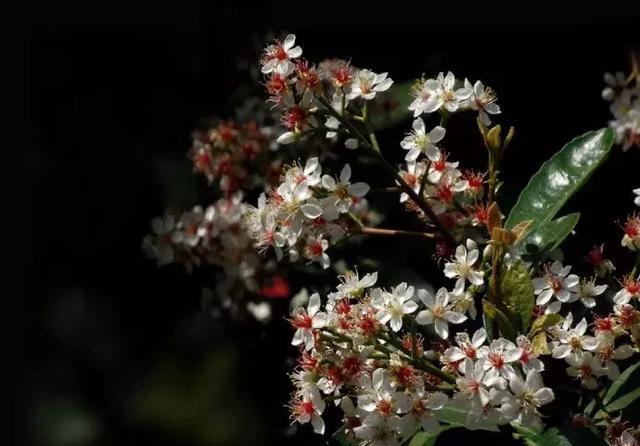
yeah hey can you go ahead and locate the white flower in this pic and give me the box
[400,118,445,162]
[353,413,402,446]
[478,338,520,382]
[552,317,599,359]
[465,80,501,126]
[335,270,378,299]
[613,276,640,305]
[566,352,605,389]
[291,292,328,350]
[261,34,303,75]
[408,71,472,116]
[596,338,635,380]
[347,69,393,100]
[444,239,484,286]
[357,369,411,416]
[449,278,477,319]
[455,359,496,413]
[575,277,608,308]
[415,287,467,339]
[284,157,322,187]
[532,260,579,314]
[635,188,640,207]
[502,371,554,427]
[404,390,448,433]
[398,161,427,203]
[616,431,639,446]
[143,214,176,265]
[513,335,544,373]
[602,71,626,101]
[290,387,326,434]
[322,164,370,214]
[444,328,487,370]
[303,234,331,269]
[373,283,418,332]
[246,301,271,322]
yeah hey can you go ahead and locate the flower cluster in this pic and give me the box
[287,263,558,445]
[603,68,640,151]
[143,193,263,298]
[260,34,393,147]
[189,119,280,194]
[397,121,488,231]
[409,72,501,125]
[245,158,370,269]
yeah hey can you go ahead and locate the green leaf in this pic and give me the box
[606,387,640,412]
[518,213,581,262]
[603,362,640,405]
[435,403,499,432]
[408,429,449,446]
[519,427,606,446]
[529,313,563,337]
[500,261,535,331]
[483,299,518,341]
[368,81,413,131]
[506,128,614,231]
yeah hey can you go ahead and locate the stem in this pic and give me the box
[357,226,436,240]
[378,332,456,384]
[410,319,418,359]
[316,96,456,246]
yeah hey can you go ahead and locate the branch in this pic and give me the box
[316,96,456,246]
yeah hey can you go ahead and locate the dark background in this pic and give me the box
[17,2,640,445]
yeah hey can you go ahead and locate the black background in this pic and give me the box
[16,2,640,445]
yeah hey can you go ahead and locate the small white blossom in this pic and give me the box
[444,239,484,286]
[291,292,328,350]
[400,118,445,162]
[261,34,303,75]
[532,260,579,314]
[415,287,467,339]
[373,283,418,332]
[552,317,599,359]
[566,352,605,389]
[575,277,608,308]
[502,371,554,427]
[348,69,393,100]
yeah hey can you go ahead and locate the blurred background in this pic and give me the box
[17,2,640,445]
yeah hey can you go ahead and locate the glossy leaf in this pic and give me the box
[408,429,450,446]
[506,128,614,231]
[519,213,580,262]
[519,427,606,446]
[606,387,640,412]
[603,362,640,405]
